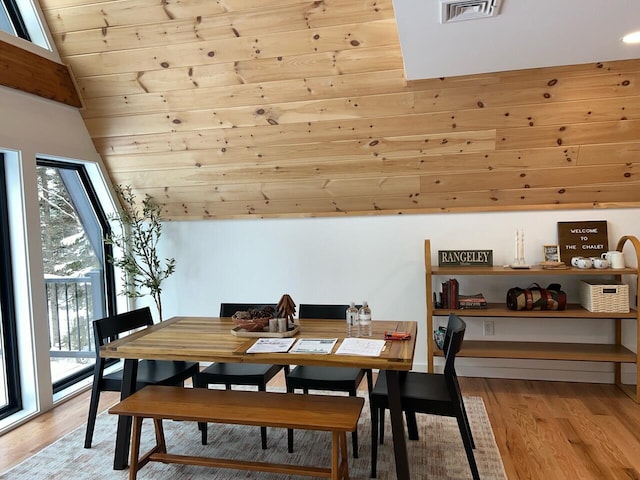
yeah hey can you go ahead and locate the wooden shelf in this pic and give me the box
[432,265,637,276]
[425,235,640,403]
[433,340,637,363]
[434,303,637,318]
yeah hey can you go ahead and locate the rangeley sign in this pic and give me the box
[438,250,493,267]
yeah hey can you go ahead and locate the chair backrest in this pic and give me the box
[219,303,277,317]
[298,304,351,319]
[442,313,466,375]
[442,313,466,405]
[93,307,154,350]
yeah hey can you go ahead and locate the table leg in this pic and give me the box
[385,370,410,479]
[113,359,138,470]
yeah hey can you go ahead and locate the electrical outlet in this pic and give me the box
[483,320,494,336]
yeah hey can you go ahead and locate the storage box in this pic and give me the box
[579,281,629,313]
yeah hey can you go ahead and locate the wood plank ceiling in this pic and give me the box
[38,0,640,220]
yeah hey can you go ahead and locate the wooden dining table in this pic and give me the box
[101,316,418,479]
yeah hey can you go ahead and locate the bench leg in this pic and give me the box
[129,417,169,480]
[153,419,167,454]
[129,416,143,480]
[332,431,349,480]
[332,431,339,480]
[340,431,349,480]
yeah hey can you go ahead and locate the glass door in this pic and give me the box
[37,160,115,393]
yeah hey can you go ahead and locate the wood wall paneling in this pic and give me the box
[32,0,640,219]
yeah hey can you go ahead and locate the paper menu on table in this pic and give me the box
[335,337,386,357]
[246,337,296,353]
[289,338,338,354]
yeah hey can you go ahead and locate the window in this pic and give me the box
[0,0,49,49]
[0,0,29,40]
[36,159,116,393]
[0,153,21,419]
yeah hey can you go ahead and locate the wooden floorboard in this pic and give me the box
[460,378,640,480]
[1,376,639,479]
[0,388,120,472]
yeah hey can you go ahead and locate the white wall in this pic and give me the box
[158,209,640,383]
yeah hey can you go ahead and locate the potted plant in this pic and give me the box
[105,184,175,321]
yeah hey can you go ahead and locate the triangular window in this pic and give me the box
[0,0,50,50]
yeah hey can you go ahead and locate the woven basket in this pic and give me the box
[579,281,630,313]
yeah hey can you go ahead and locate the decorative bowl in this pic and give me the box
[232,317,270,332]
[231,307,275,332]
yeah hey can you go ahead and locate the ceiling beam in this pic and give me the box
[0,39,82,108]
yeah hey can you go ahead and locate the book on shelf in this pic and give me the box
[439,279,460,309]
[449,279,459,309]
[458,293,486,301]
[440,282,447,308]
[458,302,488,309]
[438,281,488,310]
[457,293,487,309]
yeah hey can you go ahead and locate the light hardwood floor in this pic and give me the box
[1,377,639,479]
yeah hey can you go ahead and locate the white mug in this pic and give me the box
[571,256,583,267]
[576,257,593,269]
[592,257,609,269]
[602,251,625,269]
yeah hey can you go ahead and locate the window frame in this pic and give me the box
[36,158,117,393]
[1,0,30,41]
[0,153,21,419]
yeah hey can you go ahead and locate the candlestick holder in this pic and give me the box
[510,229,531,269]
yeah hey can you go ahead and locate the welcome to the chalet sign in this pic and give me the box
[438,250,493,267]
[557,220,608,259]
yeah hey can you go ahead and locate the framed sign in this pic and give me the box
[542,244,560,262]
[438,250,493,266]
[557,221,608,259]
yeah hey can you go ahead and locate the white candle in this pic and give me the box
[514,229,524,263]
[519,230,524,262]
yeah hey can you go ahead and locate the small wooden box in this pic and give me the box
[579,281,629,313]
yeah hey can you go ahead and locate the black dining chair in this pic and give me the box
[285,303,373,458]
[369,313,479,479]
[84,307,200,449]
[194,303,288,449]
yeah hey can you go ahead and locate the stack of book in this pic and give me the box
[439,279,488,309]
[457,293,488,309]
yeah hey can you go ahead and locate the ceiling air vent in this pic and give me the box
[439,0,502,24]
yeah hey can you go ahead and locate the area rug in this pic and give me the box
[1,395,506,479]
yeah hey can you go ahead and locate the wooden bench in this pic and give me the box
[108,385,364,480]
